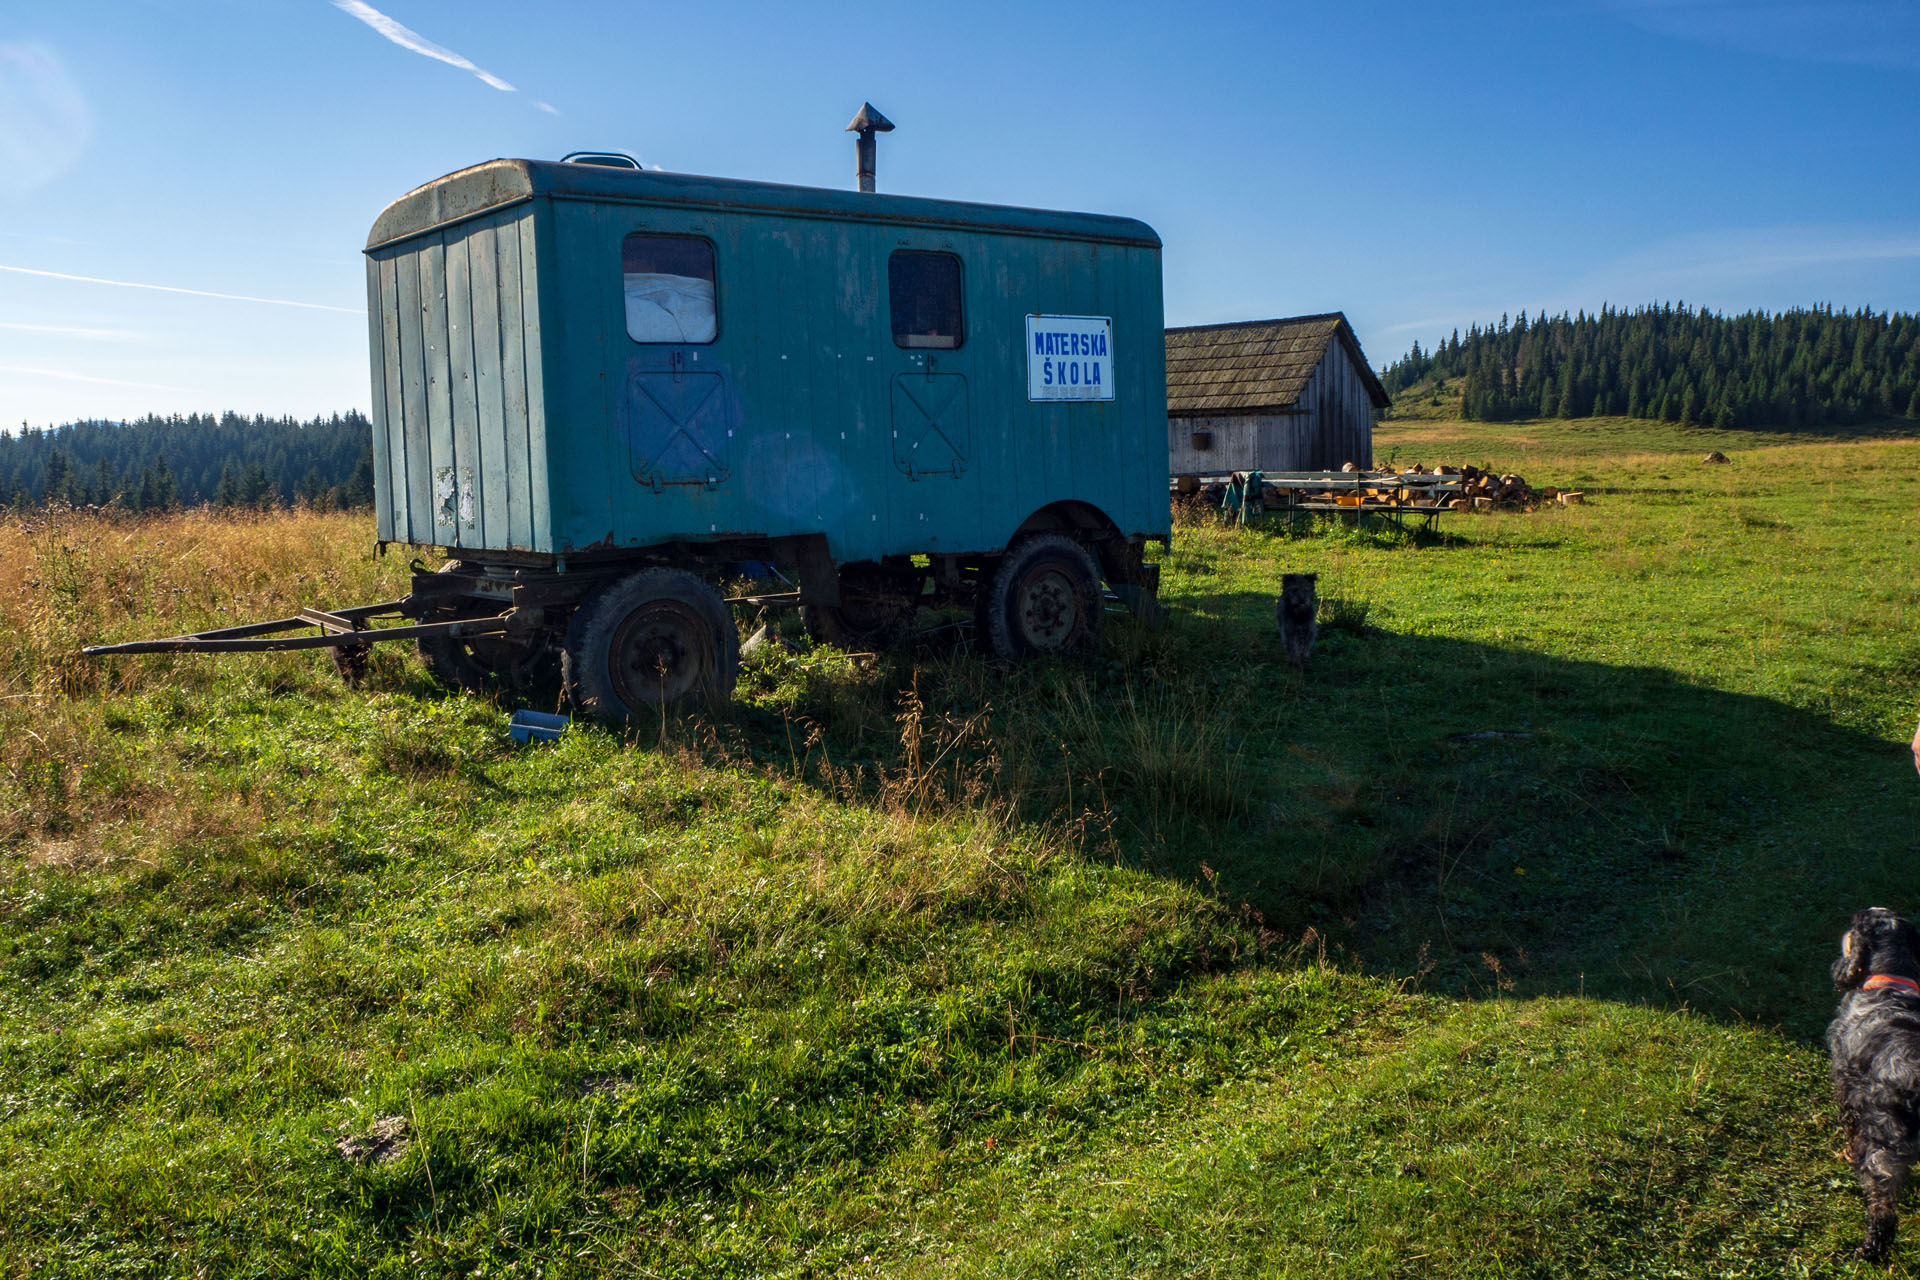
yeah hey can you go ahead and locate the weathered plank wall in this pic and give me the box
[368,205,547,551]
[1166,342,1375,475]
[1168,413,1274,474]
[1292,338,1377,470]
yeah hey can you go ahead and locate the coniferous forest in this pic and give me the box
[1381,304,1920,428]
[0,412,375,511]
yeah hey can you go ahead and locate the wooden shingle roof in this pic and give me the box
[1165,312,1390,416]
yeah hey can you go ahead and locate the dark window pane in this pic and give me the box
[622,233,716,344]
[889,251,963,350]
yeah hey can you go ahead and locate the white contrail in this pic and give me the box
[0,365,204,394]
[332,0,515,92]
[0,264,362,314]
[0,319,146,341]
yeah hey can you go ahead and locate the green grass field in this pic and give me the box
[2,416,1917,1277]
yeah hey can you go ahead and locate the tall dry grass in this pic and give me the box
[0,506,408,850]
[1,506,404,700]
[1,505,1260,873]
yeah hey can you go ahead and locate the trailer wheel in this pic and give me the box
[801,567,919,650]
[976,533,1103,659]
[416,562,496,690]
[416,562,555,694]
[564,568,739,720]
[418,629,514,692]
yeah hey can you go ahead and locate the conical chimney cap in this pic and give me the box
[845,103,895,134]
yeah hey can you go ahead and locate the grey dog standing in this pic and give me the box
[1829,907,1920,1261]
[1276,573,1318,667]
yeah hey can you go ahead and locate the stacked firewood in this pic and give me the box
[1173,465,1587,513]
[1383,463,1584,510]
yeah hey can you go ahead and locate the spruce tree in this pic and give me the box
[1681,385,1702,425]
[297,466,327,508]
[43,448,72,505]
[239,462,272,509]
[342,451,376,508]
[87,459,115,506]
[139,458,180,511]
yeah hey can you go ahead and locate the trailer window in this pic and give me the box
[889,251,963,350]
[623,234,717,344]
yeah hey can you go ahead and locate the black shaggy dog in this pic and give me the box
[1275,573,1318,667]
[1829,907,1920,1261]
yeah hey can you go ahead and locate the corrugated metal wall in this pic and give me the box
[1165,342,1375,475]
[366,204,548,550]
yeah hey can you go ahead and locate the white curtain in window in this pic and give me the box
[624,272,716,343]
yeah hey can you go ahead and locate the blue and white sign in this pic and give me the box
[1026,314,1114,402]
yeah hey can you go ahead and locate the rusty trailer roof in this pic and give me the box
[366,158,1161,252]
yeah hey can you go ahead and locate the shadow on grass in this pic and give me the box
[706,584,1919,1043]
[1104,589,1920,1041]
[397,561,1919,1043]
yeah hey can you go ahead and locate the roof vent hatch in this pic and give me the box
[562,151,641,170]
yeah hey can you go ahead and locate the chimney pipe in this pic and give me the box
[845,103,895,193]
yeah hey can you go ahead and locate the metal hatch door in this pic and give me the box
[883,247,978,551]
[890,362,969,479]
[618,350,734,488]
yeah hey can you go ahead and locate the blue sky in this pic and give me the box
[3,0,1919,428]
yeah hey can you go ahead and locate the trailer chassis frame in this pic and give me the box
[79,601,512,657]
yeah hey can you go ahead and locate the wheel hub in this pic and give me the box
[1016,567,1079,649]
[609,602,708,705]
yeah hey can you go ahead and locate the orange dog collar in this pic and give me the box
[1863,974,1920,994]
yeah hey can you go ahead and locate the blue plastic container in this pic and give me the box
[508,709,570,744]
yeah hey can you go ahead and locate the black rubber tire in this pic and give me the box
[563,568,739,721]
[800,567,919,650]
[416,562,498,691]
[976,533,1104,659]
[414,561,558,694]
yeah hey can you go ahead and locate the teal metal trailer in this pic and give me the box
[89,153,1173,721]
[360,154,1171,720]
[364,159,1168,561]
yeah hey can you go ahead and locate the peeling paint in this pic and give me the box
[434,467,457,526]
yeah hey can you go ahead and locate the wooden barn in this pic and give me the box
[1165,313,1390,477]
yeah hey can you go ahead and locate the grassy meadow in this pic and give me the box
[1,415,1918,1277]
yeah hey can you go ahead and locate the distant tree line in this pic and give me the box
[0,411,376,512]
[1381,304,1920,428]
